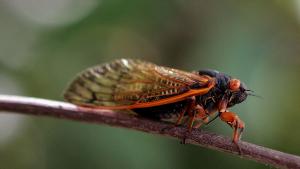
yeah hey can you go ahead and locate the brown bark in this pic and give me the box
[0,95,299,169]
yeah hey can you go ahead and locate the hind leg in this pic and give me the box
[177,96,198,144]
[175,96,196,126]
[161,96,196,134]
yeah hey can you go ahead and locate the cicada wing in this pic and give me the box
[64,59,214,109]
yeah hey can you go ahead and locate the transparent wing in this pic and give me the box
[63,59,214,108]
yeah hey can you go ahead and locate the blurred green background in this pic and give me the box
[1,0,300,168]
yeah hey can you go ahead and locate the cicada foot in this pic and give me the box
[180,104,208,144]
[180,136,187,144]
[220,111,245,155]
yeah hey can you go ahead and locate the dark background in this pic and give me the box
[1,0,300,168]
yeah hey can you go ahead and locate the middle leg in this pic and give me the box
[192,105,210,129]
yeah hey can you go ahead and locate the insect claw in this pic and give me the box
[180,131,189,144]
[233,141,243,155]
[180,137,187,144]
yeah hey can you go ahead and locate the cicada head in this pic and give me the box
[198,69,249,107]
[227,80,248,107]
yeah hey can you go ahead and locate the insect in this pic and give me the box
[64,59,252,144]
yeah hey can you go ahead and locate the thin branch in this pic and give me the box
[0,95,299,169]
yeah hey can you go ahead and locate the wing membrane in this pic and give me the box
[64,59,214,109]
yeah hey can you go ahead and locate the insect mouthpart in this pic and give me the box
[246,89,262,98]
[228,90,248,107]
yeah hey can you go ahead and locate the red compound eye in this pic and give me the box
[229,79,240,91]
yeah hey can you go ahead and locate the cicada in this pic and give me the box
[64,59,251,143]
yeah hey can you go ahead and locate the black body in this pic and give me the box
[133,69,248,121]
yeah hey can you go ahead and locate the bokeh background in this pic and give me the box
[1,0,300,168]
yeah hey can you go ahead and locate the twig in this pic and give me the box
[0,95,299,169]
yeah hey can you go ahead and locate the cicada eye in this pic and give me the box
[229,79,240,91]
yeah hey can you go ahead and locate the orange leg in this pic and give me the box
[175,105,189,126]
[186,99,206,131]
[187,111,196,131]
[162,96,196,138]
[187,104,210,131]
[176,96,196,126]
[181,109,196,144]
[179,97,198,144]
[219,111,245,144]
[192,105,209,129]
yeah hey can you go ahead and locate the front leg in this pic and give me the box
[220,111,245,144]
[217,95,245,143]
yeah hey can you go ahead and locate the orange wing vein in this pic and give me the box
[63,59,215,109]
